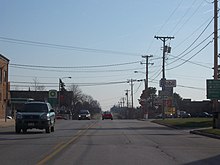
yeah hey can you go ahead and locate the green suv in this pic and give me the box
[15,102,55,133]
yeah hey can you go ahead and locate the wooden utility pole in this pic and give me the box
[125,89,130,108]
[141,55,153,119]
[154,36,174,80]
[154,36,174,119]
[213,0,219,128]
[141,55,153,90]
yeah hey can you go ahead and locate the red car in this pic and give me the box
[102,111,113,120]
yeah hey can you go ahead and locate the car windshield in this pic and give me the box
[79,110,89,114]
[23,103,48,113]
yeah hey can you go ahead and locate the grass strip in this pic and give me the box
[152,118,212,128]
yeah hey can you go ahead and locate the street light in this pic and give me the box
[58,77,71,108]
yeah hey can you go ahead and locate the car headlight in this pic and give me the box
[41,113,50,120]
[78,115,81,117]
[16,113,22,119]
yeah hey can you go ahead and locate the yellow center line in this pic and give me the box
[36,121,97,165]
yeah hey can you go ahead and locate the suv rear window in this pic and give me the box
[23,103,48,112]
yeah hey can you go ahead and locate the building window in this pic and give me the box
[4,70,7,82]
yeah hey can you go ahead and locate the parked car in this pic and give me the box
[197,112,212,118]
[102,111,113,120]
[178,111,191,118]
[15,102,55,133]
[78,110,91,120]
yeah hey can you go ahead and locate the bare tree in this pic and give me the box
[33,77,46,91]
[68,84,83,110]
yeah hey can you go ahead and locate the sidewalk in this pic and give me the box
[0,118,15,128]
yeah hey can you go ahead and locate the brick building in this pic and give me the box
[0,54,10,118]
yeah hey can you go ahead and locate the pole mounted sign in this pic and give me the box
[207,79,220,99]
[160,79,176,88]
[49,90,57,99]
[48,90,58,107]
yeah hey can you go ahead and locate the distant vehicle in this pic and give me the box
[155,113,163,119]
[78,110,91,120]
[56,114,67,120]
[197,112,212,118]
[102,111,113,120]
[178,111,191,118]
[15,102,55,133]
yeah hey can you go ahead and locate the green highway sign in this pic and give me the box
[207,79,220,99]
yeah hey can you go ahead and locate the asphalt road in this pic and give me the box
[1,119,220,165]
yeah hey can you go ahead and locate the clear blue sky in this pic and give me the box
[0,0,216,110]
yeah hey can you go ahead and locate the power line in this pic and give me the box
[170,0,198,35]
[10,65,145,73]
[168,18,214,66]
[0,36,140,56]
[172,0,204,36]
[10,80,129,87]
[10,61,141,69]
[156,0,184,35]
[167,39,213,70]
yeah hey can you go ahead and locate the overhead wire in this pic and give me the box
[167,39,213,70]
[170,0,198,35]
[146,0,184,53]
[172,0,204,36]
[0,36,140,57]
[10,65,145,73]
[167,17,214,66]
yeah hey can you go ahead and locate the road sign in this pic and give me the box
[160,79,176,88]
[49,90,57,98]
[207,79,220,99]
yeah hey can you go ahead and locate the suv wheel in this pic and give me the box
[46,127,51,133]
[51,126,55,132]
[22,129,27,134]
[15,126,21,134]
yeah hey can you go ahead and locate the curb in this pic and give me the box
[190,130,220,140]
[151,120,220,140]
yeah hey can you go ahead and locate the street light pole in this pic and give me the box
[58,77,71,108]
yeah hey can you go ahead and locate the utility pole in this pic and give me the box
[155,36,174,119]
[141,55,153,119]
[125,89,130,119]
[213,0,219,128]
[141,55,153,90]
[121,97,125,107]
[127,79,144,119]
[130,79,134,110]
[154,36,174,80]
[125,90,130,108]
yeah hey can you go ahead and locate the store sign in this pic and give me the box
[160,79,176,88]
[49,90,57,98]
